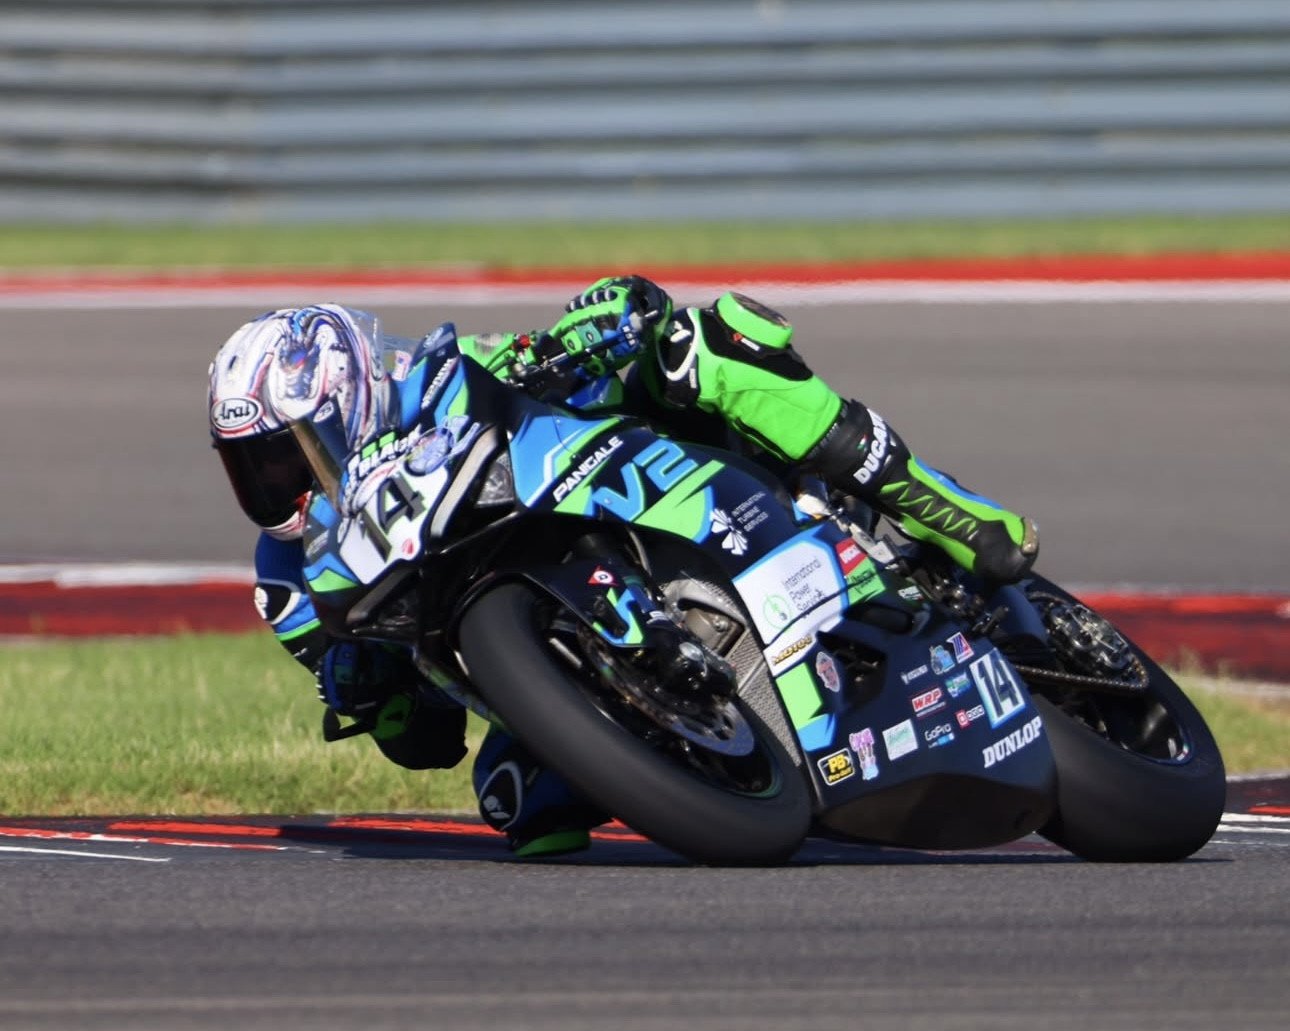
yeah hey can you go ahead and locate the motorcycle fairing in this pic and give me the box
[302,491,361,596]
[299,356,497,627]
[507,409,624,507]
[782,610,1056,846]
[732,527,851,645]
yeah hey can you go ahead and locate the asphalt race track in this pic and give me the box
[3,296,1289,1029]
[0,802,1288,1031]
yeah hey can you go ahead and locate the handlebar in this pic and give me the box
[510,332,622,397]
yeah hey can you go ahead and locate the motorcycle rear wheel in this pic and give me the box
[458,582,811,865]
[1028,579,1226,862]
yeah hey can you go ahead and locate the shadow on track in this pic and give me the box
[0,815,1108,866]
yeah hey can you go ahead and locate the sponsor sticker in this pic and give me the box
[420,354,460,409]
[732,491,766,514]
[848,728,880,780]
[769,636,812,666]
[911,686,947,718]
[391,349,413,382]
[587,567,617,587]
[731,490,770,533]
[352,424,448,486]
[883,719,918,761]
[816,651,842,693]
[899,663,930,686]
[924,722,956,748]
[845,559,880,593]
[982,715,1044,769]
[783,556,827,611]
[853,411,890,486]
[710,508,749,556]
[817,748,857,785]
[945,672,972,698]
[211,396,262,433]
[930,644,955,674]
[553,435,624,502]
[949,632,974,662]
[834,538,866,575]
[763,594,793,629]
[304,529,329,562]
[955,704,986,728]
[969,652,1028,728]
[734,538,844,641]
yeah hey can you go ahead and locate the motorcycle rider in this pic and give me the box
[208,277,1038,857]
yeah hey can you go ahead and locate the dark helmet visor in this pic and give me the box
[214,427,313,529]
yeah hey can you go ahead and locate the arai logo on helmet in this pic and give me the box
[211,396,263,432]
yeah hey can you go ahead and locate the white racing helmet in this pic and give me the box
[208,304,388,537]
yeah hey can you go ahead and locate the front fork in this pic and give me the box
[444,554,738,708]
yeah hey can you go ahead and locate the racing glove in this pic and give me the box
[317,640,403,717]
[547,275,673,375]
[317,640,468,769]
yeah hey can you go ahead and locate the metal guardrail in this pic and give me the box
[3,0,1289,221]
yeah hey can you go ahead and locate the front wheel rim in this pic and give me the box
[537,615,783,798]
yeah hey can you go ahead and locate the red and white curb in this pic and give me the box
[3,562,1289,685]
[0,801,1285,863]
[0,816,647,862]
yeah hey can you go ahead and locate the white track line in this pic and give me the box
[0,844,169,862]
[0,562,252,586]
[1217,813,1290,827]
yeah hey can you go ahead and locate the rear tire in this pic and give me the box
[458,583,811,865]
[1028,580,1226,862]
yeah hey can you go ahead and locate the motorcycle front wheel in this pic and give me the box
[458,582,811,865]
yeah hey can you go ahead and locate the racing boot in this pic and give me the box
[473,727,608,858]
[809,399,1039,582]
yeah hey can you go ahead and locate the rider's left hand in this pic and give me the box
[317,641,402,716]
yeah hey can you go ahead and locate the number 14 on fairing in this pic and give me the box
[341,467,444,578]
[969,651,1027,728]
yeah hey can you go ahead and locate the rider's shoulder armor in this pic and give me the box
[701,293,811,380]
[713,291,794,352]
[652,294,810,410]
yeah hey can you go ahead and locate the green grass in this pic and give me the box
[0,633,484,817]
[4,214,1290,270]
[1187,683,1290,777]
[1,634,1284,817]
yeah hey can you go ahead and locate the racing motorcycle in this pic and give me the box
[296,324,1226,865]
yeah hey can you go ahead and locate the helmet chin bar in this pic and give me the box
[261,503,309,542]
[214,426,312,529]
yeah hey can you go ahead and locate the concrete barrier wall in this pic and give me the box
[4,0,1290,221]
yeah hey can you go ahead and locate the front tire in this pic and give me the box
[458,583,811,865]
